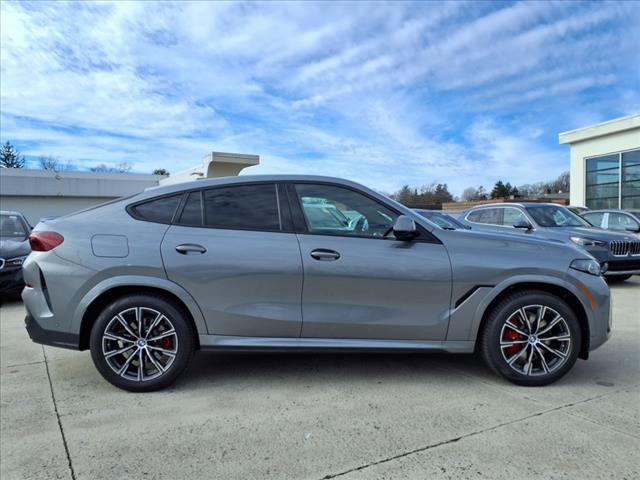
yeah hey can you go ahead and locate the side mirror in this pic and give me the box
[393,215,419,241]
[513,220,533,230]
[625,226,640,233]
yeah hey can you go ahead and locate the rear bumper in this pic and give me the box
[24,313,80,350]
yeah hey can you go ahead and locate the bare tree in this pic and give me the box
[38,155,60,171]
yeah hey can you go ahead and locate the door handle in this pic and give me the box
[310,249,341,261]
[175,244,207,255]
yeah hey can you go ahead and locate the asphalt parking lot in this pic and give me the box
[1,280,639,480]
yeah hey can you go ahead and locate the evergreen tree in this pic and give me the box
[0,141,25,168]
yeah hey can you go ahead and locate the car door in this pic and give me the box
[289,182,452,340]
[161,183,303,337]
[607,212,640,233]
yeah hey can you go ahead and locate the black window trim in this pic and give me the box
[285,180,441,244]
[126,192,184,225]
[170,181,294,233]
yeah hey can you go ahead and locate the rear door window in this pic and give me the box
[203,184,281,231]
[466,208,502,225]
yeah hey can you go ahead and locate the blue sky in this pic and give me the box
[1,1,638,195]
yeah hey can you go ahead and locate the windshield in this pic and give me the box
[0,214,29,239]
[416,210,464,230]
[525,205,590,228]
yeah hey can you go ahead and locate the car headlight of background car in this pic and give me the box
[570,259,602,276]
[570,236,606,247]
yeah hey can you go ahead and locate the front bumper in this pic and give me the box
[24,313,80,350]
[585,247,640,276]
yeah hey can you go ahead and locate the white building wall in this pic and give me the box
[560,114,640,207]
[0,196,116,225]
[568,129,640,206]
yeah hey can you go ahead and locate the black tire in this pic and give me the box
[90,294,195,392]
[606,274,632,283]
[480,290,581,386]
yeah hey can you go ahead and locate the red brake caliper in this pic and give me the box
[159,337,173,349]
[504,327,521,356]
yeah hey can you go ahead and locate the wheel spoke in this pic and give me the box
[540,335,571,342]
[147,345,176,357]
[535,345,550,374]
[507,345,528,365]
[537,315,562,336]
[146,349,167,373]
[147,329,176,342]
[524,345,535,375]
[117,349,138,376]
[518,308,533,334]
[103,332,136,344]
[538,341,567,359]
[105,344,136,359]
[145,313,164,339]
[534,306,546,334]
[500,340,528,347]
[116,314,138,339]
[505,320,528,337]
[136,307,143,338]
[138,348,145,381]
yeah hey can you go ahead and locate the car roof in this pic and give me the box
[465,202,566,209]
[0,210,25,216]
[582,209,635,214]
[140,174,368,197]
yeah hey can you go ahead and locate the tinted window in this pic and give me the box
[131,194,181,223]
[179,191,202,225]
[502,208,528,226]
[608,212,639,231]
[0,213,29,239]
[526,206,588,227]
[582,212,604,227]
[467,208,501,225]
[295,184,398,238]
[203,184,281,231]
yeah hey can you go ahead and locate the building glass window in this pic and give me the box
[585,154,620,209]
[622,150,640,209]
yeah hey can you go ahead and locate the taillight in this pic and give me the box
[29,231,64,251]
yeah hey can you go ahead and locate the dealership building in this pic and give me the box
[560,114,640,209]
[0,152,259,225]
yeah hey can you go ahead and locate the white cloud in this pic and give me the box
[1,1,638,194]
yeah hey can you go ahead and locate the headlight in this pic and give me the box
[570,236,606,247]
[570,259,601,276]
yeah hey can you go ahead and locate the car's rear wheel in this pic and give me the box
[480,291,581,386]
[90,295,195,392]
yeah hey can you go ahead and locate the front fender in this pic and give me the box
[447,274,592,342]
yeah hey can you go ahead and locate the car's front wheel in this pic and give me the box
[480,291,581,386]
[90,295,195,392]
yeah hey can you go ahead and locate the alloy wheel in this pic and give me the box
[499,304,572,376]
[101,307,178,382]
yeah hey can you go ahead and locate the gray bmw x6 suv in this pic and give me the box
[22,176,611,391]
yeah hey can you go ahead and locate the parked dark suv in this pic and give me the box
[0,210,31,298]
[459,202,640,281]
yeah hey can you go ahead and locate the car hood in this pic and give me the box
[0,238,31,258]
[547,226,638,242]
